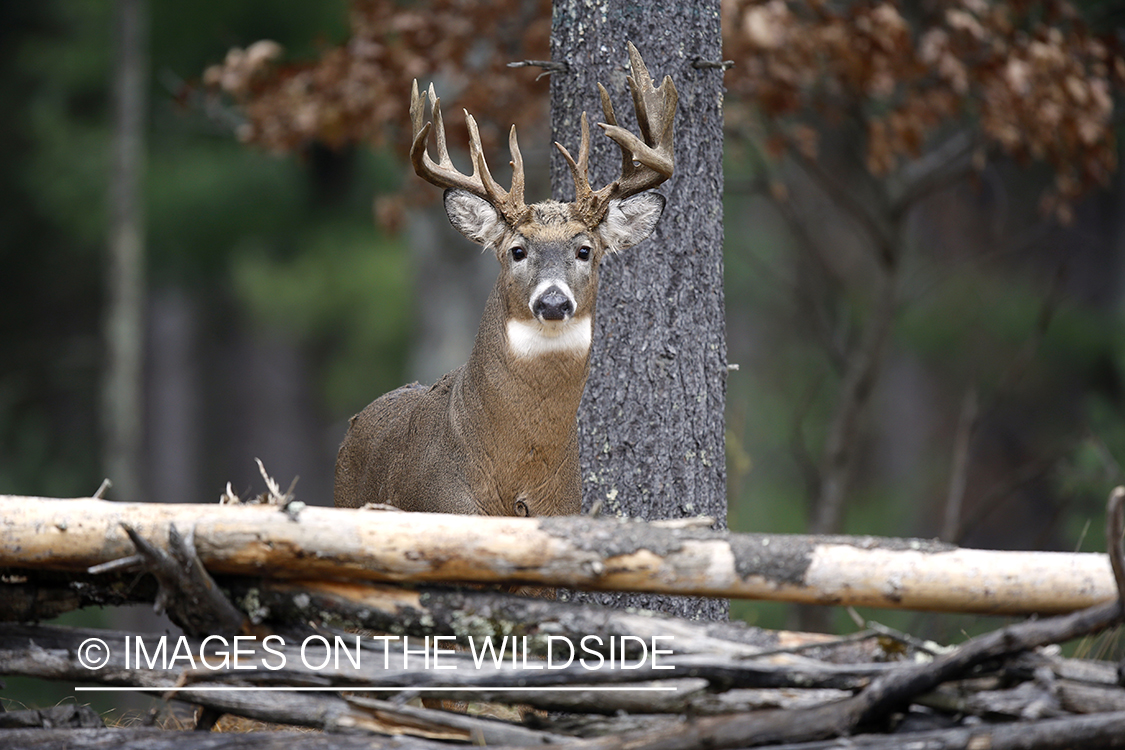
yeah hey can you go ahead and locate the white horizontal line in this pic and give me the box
[74,685,679,693]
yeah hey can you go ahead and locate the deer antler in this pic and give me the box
[556,42,678,228]
[410,80,531,227]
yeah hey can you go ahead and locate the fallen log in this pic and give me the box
[0,568,157,622]
[734,712,1125,750]
[0,728,455,749]
[0,496,1116,615]
[4,570,873,663]
[11,715,1125,750]
[229,579,823,658]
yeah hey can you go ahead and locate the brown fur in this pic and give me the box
[334,284,588,516]
[334,193,663,517]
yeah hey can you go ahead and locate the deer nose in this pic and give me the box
[533,286,573,321]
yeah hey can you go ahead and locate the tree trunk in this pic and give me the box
[550,0,728,620]
[103,0,148,506]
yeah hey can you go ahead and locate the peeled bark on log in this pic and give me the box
[0,496,1117,614]
[2,492,1123,749]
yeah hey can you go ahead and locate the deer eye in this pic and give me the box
[576,245,591,261]
[510,246,527,261]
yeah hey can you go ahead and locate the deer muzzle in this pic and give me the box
[532,284,575,322]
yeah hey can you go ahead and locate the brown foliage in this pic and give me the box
[723,0,1122,220]
[203,0,550,156]
[204,0,1122,220]
[201,0,550,227]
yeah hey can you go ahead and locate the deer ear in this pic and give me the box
[597,192,665,252]
[444,189,506,246]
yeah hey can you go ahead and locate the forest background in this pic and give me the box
[3,0,1125,658]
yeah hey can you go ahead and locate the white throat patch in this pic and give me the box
[507,317,592,359]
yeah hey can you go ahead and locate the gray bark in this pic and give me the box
[550,0,728,620]
[0,730,453,750]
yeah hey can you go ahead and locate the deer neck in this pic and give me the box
[460,283,593,444]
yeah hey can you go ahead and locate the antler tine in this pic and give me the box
[626,42,655,140]
[410,81,475,195]
[567,44,677,227]
[410,79,425,138]
[507,124,526,211]
[429,84,454,170]
[554,112,592,204]
[464,111,487,184]
[408,80,529,226]
[597,83,631,181]
[621,41,677,151]
[603,70,676,195]
[467,113,531,226]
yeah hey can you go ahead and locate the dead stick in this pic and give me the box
[741,710,1125,750]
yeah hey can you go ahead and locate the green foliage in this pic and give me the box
[232,219,410,414]
[150,0,349,76]
[0,0,410,505]
[17,0,111,246]
[145,141,307,282]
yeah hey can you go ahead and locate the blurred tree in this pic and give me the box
[0,0,107,500]
[10,0,422,501]
[104,0,147,506]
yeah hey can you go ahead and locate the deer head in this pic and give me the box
[409,42,677,359]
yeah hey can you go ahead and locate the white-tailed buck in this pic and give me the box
[334,43,677,518]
